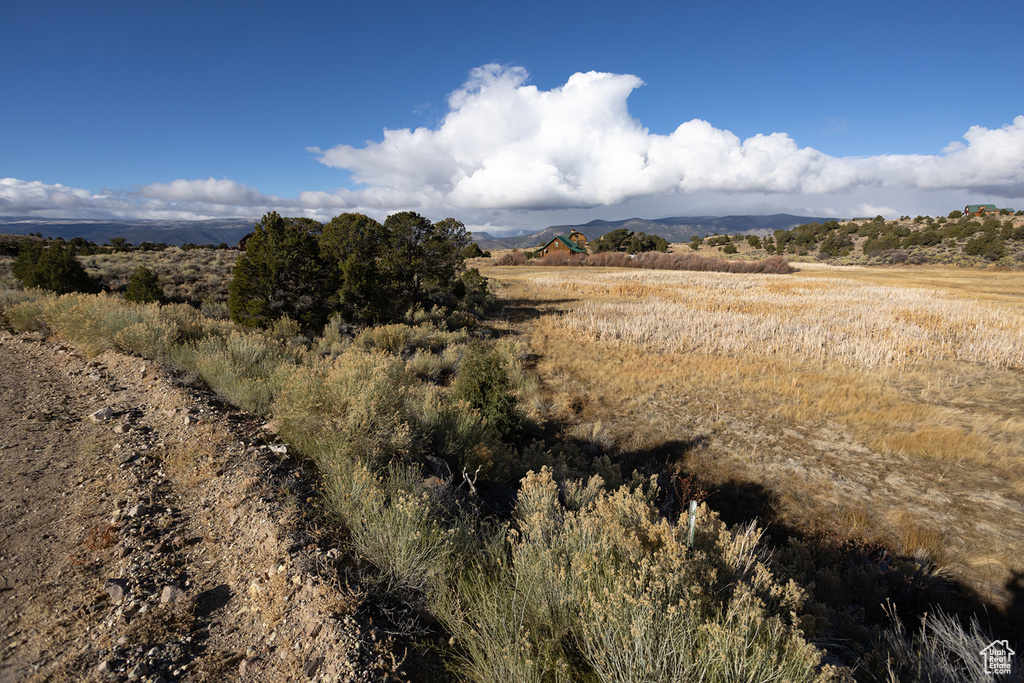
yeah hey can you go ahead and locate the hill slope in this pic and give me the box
[0,217,255,247]
[471,214,834,250]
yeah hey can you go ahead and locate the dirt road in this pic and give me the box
[0,331,420,682]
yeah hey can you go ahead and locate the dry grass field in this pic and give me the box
[79,248,240,310]
[481,263,1024,613]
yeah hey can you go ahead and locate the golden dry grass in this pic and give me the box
[794,261,1024,312]
[484,263,1024,607]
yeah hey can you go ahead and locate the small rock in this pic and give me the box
[239,657,257,676]
[160,585,186,604]
[303,656,325,678]
[152,539,170,554]
[90,407,116,422]
[126,504,146,518]
[114,422,131,434]
[127,661,148,680]
[104,578,129,604]
[268,444,288,455]
[96,659,114,675]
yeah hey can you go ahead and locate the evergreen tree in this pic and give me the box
[228,212,327,332]
[124,266,165,303]
[12,242,98,294]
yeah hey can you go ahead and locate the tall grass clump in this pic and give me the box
[438,468,829,682]
[273,349,421,466]
[871,604,1001,683]
[274,346,516,481]
[273,349,504,598]
[419,388,515,480]
[0,288,221,361]
[319,457,472,595]
[168,331,293,414]
[1,288,53,332]
[354,321,470,356]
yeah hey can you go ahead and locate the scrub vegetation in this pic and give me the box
[1,212,1022,680]
[686,212,1024,267]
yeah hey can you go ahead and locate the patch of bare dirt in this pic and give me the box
[0,331,440,682]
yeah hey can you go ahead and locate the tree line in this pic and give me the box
[228,211,491,332]
[8,211,492,333]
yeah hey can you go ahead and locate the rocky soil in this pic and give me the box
[0,330,438,682]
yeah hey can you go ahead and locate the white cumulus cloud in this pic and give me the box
[0,178,117,213]
[313,65,1024,211]
[137,178,279,206]
[0,177,295,221]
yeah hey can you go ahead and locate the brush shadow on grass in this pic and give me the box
[564,429,1024,666]
[496,297,578,324]
[673,454,1024,660]
[194,584,233,619]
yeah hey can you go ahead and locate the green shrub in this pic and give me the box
[12,242,99,294]
[228,212,328,332]
[420,389,515,480]
[455,343,524,442]
[964,234,1007,260]
[273,350,420,466]
[320,458,470,594]
[124,266,164,303]
[438,468,827,682]
[168,331,292,414]
[462,242,490,259]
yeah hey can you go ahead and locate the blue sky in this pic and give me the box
[2,0,1023,233]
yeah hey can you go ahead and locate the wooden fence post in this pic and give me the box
[687,500,698,549]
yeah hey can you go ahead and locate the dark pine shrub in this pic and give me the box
[124,266,165,304]
[12,242,99,294]
[455,343,523,442]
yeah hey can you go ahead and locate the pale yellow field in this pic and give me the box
[483,263,1024,608]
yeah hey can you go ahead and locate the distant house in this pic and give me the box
[539,230,588,256]
[965,204,1001,216]
[237,233,253,251]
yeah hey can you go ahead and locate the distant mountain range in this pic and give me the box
[0,213,833,250]
[469,214,834,250]
[0,217,255,247]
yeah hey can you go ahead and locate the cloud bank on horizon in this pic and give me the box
[3,65,1023,227]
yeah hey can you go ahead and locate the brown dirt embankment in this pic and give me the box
[0,331,421,682]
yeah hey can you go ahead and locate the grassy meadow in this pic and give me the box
[481,262,1024,613]
[3,236,1023,679]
